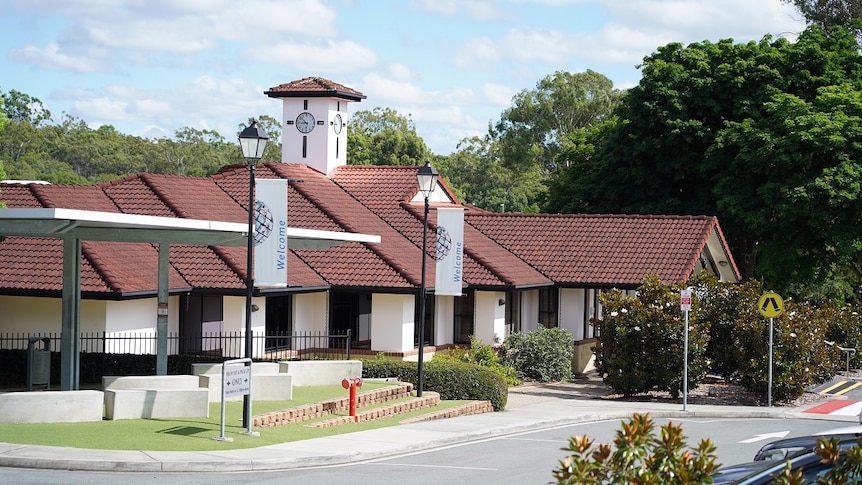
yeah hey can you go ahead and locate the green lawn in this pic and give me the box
[0,383,471,451]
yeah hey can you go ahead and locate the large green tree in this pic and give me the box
[346,107,431,166]
[433,136,544,213]
[491,70,621,178]
[548,26,862,298]
[783,0,862,31]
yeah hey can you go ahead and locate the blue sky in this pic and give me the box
[0,0,807,155]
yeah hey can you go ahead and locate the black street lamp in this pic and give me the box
[238,119,268,429]
[415,160,438,398]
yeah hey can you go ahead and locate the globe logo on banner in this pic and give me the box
[253,199,274,246]
[435,226,452,261]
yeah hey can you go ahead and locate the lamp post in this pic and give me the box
[415,160,438,398]
[238,119,268,429]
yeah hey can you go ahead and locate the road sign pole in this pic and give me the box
[758,291,783,408]
[768,317,773,407]
[683,308,689,411]
[680,289,692,412]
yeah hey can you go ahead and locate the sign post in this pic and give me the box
[214,357,259,441]
[680,289,692,411]
[758,291,784,407]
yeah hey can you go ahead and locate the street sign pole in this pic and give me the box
[768,317,773,407]
[680,289,692,411]
[758,291,784,408]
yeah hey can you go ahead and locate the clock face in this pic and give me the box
[295,112,315,133]
[333,113,343,135]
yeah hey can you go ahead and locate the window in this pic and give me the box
[539,288,558,328]
[505,290,521,335]
[414,293,435,347]
[265,295,292,351]
[453,291,474,344]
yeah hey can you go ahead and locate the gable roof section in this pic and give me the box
[263,163,415,288]
[466,213,738,287]
[332,165,552,289]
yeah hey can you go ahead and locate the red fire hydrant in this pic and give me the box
[342,377,363,421]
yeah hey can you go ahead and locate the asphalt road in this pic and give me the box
[0,417,847,485]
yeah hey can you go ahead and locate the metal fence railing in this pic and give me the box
[0,330,351,360]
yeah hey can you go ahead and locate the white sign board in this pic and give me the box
[680,289,692,312]
[223,365,251,398]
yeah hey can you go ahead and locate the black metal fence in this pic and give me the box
[0,330,351,361]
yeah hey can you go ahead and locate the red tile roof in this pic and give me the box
[0,162,739,297]
[466,213,729,287]
[265,77,366,101]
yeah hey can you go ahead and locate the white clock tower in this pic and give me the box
[265,77,366,176]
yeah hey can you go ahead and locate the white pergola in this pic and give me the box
[0,208,380,390]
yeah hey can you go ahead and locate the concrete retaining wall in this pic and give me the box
[0,390,103,423]
[279,360,363,386]
[102,375,200,390]
[104,388,209,420]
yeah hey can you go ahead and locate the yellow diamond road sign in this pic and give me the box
[758,291,784,318]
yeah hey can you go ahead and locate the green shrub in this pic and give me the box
[361,358,508,411]
[823,302,862,369]
[594,274,709,398]
[432,336,521,386]
[500,326,574,382]
[690,272,755,381]
[736,299,834,402]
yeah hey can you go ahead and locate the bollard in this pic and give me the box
[341,377,363,421]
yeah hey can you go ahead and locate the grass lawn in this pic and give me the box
[0,383,471,451]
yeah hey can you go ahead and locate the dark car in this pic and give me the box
[753,433,861,461]
[713,436,862,484]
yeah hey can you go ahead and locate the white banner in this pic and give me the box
[254,179,288,287]
[435,207,464,296]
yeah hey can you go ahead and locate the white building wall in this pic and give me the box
[474,291,506,345]
[103,297,180,353]
[294,292,328,333]
[560,288,585,340]
[371,293,414,352]
[223,295,266,357]
[0,295,111,335]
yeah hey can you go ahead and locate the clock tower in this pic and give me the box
[265,77,366,176]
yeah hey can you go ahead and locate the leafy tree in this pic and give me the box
[783,0,862,32]
[0,88,52,126]
[552,413,719,484]
[433,136,544,212]
[549,26,862,298]
[156,127,235,176]
[346,107,431,166]
[491,70,621,179]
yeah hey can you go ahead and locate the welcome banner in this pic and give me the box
[254,178,288,288]
[434,207,464,296]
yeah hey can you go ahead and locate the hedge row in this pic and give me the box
[362,359,508,411]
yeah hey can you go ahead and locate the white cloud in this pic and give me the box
[8,43,105,72]
[259,40,378,73]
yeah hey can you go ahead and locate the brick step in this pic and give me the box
[307,391,442,428]
[253,382,415,428]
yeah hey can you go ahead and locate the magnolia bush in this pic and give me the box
[594,274,709,398]
[594,272,856,402]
